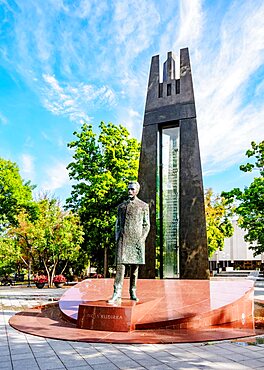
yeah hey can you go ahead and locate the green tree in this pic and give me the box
[0,236,21,275]
[0,158,36,276]
[222,140,264,256]
[35,198,84,285]
[7,197,84,286]
[6,209,39,283]
[0,158,35,228]
[66,122,140,276]
[205,189,234,257]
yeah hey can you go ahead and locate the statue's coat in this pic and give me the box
[115,196,150,265]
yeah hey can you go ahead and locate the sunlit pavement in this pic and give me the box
[0,285,264,370]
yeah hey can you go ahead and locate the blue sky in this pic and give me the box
[0,0,264,203]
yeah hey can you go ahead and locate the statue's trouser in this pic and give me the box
[129,264,139,300]
[109,264,139,302]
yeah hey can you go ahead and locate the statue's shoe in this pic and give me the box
[108,293,121,304]
[130,291,139,302]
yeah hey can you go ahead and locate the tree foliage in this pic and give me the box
[205,189,234,257]
[6,197,84,285]
[0,158,36,228]
[0,236,21,275]
[222,141,264,256]
[6,209,39,280]
[0,158,84,281]
[66,122,140,275]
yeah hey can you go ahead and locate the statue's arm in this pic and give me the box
[115,207,121,241]
[142,205,150,241]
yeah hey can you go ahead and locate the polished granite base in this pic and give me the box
[9,279,257,343]
[61,279,255,331]
[77,300,137,331]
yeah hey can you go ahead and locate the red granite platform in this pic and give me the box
[9,279,256,343]
[60,279,255,332]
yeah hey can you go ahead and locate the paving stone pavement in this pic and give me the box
[0,286,264,370]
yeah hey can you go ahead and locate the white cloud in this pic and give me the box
[20,153,35,179]
[255,79,264,96]
[111,0,161,96]
[0,0,158,119]
[128,109,141,119]
[193,1,264,174]
[72,0,92,19]
[43,74,62,93]
[113,1,160,50]
[176,0,203,48]
[42,161,69,192]
[116,107,143,139]
[42,74,116,123]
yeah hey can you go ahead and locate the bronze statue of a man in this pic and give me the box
[108,181,150,303]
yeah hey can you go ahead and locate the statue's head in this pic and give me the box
[128,181,140,199]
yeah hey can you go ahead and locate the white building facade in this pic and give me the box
[209,220,264,271]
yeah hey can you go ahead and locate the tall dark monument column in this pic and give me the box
[138,48,209,280]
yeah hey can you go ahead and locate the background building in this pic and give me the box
[210,220,264,272]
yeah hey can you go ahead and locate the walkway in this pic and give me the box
[0,285,264,370]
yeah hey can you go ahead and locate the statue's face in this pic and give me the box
[128,184,139,199]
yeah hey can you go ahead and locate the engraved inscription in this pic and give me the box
[85,313,123,320]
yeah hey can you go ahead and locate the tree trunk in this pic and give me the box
[104,246,108,277]
[27,258,32,287]
[51,263,57,287]
[42,258,59,287]
[61,261,68,275]
[43,259,49,286]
